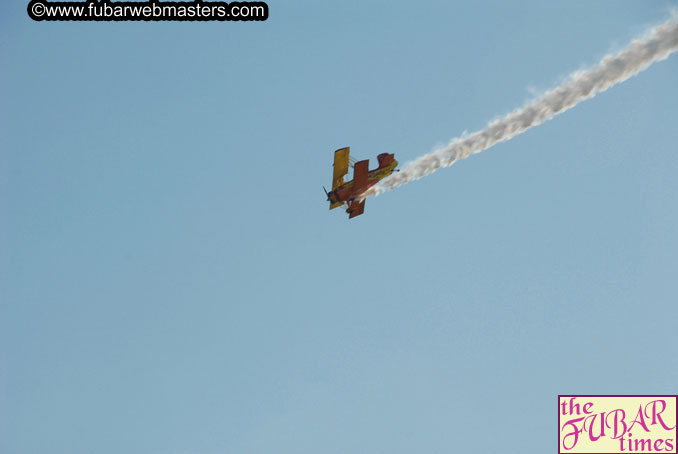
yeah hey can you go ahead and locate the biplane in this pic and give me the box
[324,147,398,219]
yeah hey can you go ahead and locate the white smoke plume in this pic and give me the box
[362,16,678,199]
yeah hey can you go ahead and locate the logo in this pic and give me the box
[559,395,677,453]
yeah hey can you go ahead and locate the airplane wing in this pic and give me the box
[329,200,344,210]
[332,147,350,190]
[348,200,365,219]
[353,159,369,191]
[346,160,369,218]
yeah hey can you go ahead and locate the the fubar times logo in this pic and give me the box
[559,396,677,454]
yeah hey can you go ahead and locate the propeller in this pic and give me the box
[323,186,330,201]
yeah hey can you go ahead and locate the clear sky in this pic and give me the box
[2,1,677,453]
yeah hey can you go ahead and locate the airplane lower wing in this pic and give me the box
[347,160,369,218]
[348,200,365,219]
[352,160,369,191]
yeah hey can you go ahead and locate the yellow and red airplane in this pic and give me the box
[324,147,398,219]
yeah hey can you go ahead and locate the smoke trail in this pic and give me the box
[362,16,678,198]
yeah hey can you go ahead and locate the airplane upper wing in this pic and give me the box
[332,147,350,190]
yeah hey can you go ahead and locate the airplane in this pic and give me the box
[324,147,398,219]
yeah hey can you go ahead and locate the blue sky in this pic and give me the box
[2,1,677,453]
